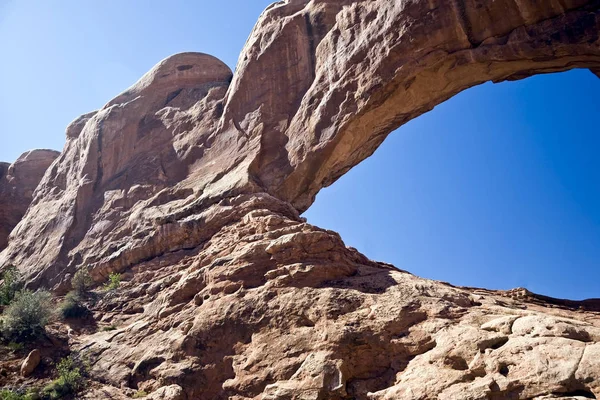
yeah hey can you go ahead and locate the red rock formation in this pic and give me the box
[226,0,600,211]
[1,1,599,399]
[0,149,59,250]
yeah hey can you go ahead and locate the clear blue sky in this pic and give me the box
[2,1,599,300]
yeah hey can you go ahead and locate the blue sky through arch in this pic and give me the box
[1,1,599,300]
[304,70,600,300]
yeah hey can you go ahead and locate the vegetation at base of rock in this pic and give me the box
[132,390,148,398]
[0,266,22,306]
[7,341,23,352]
[1,290,53,341]
[0,356,89,399]
[41,356,88,399]
[104,273,121,291]
[71,269,93,297]
[0,389,39,400]
[58,292,89,319]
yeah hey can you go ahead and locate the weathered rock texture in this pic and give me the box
[20,349,41,377]
[1,0,600,399]
[0,149,59,250]
[79,197,600,400]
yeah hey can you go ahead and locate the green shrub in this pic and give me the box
[7,341,23,352]
[0,389,23,400]
[104,273,121,291]
[0,265,22,306]
[0,388,39,400]
[71,269,93,297]
[132,390,148,398]
[59,292,89,319]
[41,356,87,399]
[101,325,116,332]
[1,290,53,340]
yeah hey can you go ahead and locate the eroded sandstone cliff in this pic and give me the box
[1,0,599,399]
[0,150,59,250]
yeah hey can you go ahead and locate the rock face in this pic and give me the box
[0,149,59,250]
[80,196,600,399]
[1,0,600,399]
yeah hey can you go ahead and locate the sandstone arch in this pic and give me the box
[0,1,599,399]
[226,0,600,211]
[0,0,596,292]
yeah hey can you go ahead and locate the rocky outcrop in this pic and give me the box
[1,0,599,399]
[0,53,238,288]
[0,149,59,250]
[2,0,599,291]
[78,195,600,399]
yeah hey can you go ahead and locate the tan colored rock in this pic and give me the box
[146,385,185,400]
[82,385,130,400]
[481,315,520,335]
[20,349,41,377]
[72,197,600,399]
[0,149,59,250]
[0,1,599,399]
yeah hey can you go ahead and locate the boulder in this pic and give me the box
[147,385,185,400]
[20,349,41,377]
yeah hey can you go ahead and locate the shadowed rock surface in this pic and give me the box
[0,149,60,250]
[1,0,599,398]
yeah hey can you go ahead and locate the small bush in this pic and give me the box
[104,273,121,291]
[59,292,89,319]
[41,356,87,399]
[2,290,53,340]
[101,325,116,332]
[0,388,39,400]
[0,389,23,400]
[0,266,22,306]
[132,390,148,398]
[71,269,93,297]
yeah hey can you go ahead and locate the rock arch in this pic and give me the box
[226,0,600,211]
[0,2,599,399]
[1,0,599,289]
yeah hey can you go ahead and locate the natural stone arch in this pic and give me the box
[1,0,598,288]
[0,2,600,399]
[302,67,600,296]
[224,0,600,211]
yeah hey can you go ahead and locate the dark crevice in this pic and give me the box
[450,0,481,48]
[478,336,509,352]
[444,355,469,370]
[551,389,596,399]
[165,88,183,106]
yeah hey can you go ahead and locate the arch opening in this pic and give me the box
[303,69,600,300]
